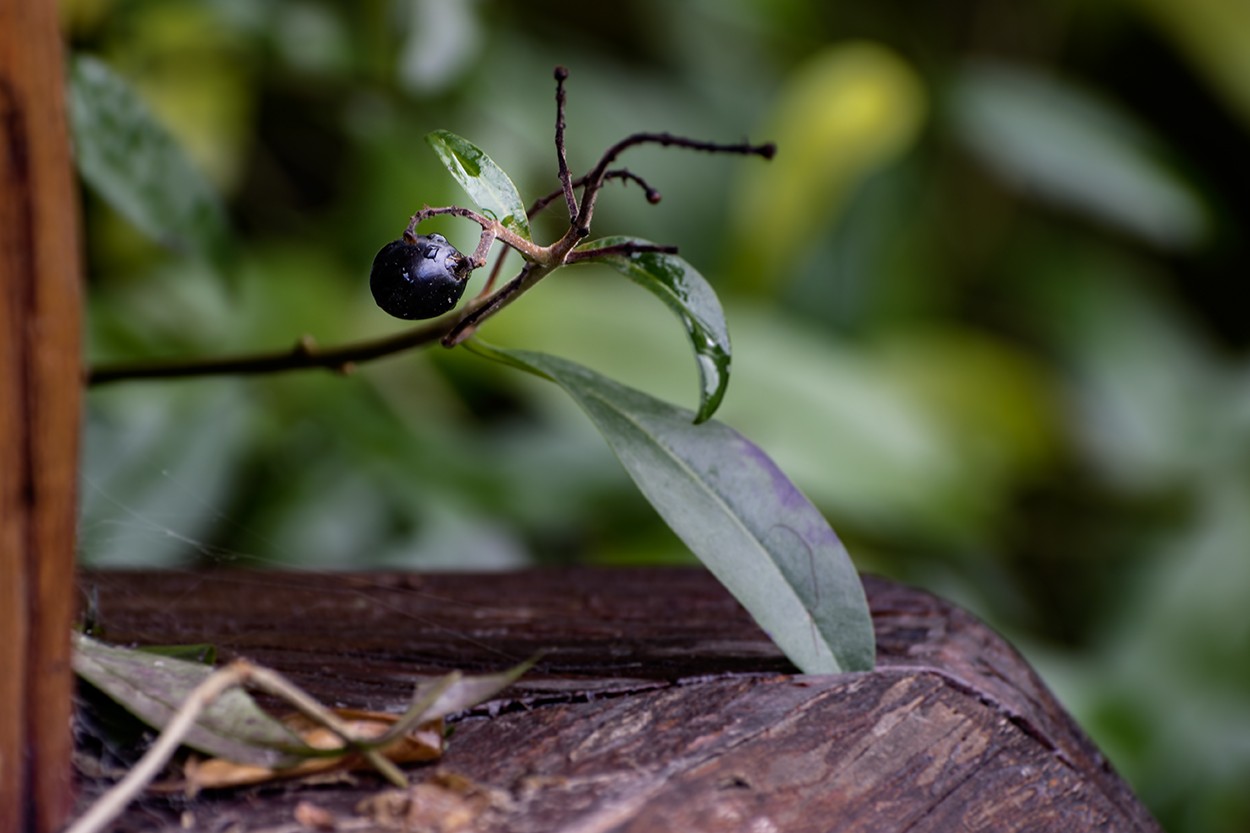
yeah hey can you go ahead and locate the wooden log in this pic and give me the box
[0,2,84,831]
[76,569,1162,832]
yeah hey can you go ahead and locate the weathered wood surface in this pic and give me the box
[77,569,1162,832]
[0,2,84,831]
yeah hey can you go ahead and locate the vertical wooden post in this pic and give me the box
[0,2,84,832]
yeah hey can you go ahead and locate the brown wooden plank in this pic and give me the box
[439,672,1138,833]
[76,570,1162,832]
[0,53,35,833]
[0,2,84,831]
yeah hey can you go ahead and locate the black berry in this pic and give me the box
[369,233,472,320]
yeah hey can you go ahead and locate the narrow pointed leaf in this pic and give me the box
[372,657,536,748]
[68,55,233,272]
[416,656,537,723]
[466,343,875,674]
[73,633,311,767]
[575,236,731,423]
[426,129,531,240]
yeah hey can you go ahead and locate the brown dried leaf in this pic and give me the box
[357,772,512,832]
[293,800,339,831]
[185,708,444,790]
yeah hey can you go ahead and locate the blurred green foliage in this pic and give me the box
[68,2,1250,831]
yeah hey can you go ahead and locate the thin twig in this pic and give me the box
[477,248,511,299]
[65,658,418,833]
[405,205,543,263]
[553,66,578,224]
[564,242,678,263]
[469,215,672,311]
[469,226,496,269]
[574,133,774,234]
[65,662,250,833]
[528,169,661,219]
[443,262,540,347]
[88,313,465,386]
[242,665,407,787]
[89,204,531,386]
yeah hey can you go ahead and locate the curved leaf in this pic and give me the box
[466,343,875,675]
[950,61,1207,249]
[425,129,531,240]
[73,633,310,767]
[575,236,731,423]
[68,55,232,272]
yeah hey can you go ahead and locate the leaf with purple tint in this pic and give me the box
[466,342,875,674]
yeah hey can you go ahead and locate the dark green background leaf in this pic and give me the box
[467,342,875,674]
[68,55,232,271]
[575,236,732,423]
[425,129,531,240]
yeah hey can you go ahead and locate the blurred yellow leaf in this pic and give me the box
[106,4,256,189]
[873,327,1061,492]
[1130,0,1250,129]
[728,42,927,292]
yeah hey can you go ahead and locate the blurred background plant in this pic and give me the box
[66,1,1250,831]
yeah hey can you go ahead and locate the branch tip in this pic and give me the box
[574,132,778,231]
[553,65,578,222]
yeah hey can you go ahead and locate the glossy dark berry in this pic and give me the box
[369,233,472,320]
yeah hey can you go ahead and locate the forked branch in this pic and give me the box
[87,68,774,387]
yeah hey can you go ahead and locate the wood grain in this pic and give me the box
[0,3,84,831]
[77,570,1162,832]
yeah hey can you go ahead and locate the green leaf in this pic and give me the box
[138,643,218,665]
[73,633,310,767]
[371,657,537,748]
[417,656,536,722]
[949,61,1207,249]
[465,343,875,675]
[574,236,731,423]
[67,55,232,271]
[727,43,927,293]
[425,129,531,240]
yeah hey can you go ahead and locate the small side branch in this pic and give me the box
[553,66,579,225]
[443,262,540,347]
[565,243,678,263]
[529,169,661,219]
[405,205,543,264]
[574,133,775,234]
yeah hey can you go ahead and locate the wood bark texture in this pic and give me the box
[0,2,83,832]
[77,569,1162,833]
